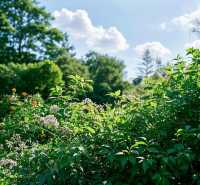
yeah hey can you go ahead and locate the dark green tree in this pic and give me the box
[56,54,89,88]
[0,0,73,63]
[44,32,75,61]
[84,52,125,103]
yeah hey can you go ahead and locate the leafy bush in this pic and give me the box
[1,49,200,185]
[0,61,63,97]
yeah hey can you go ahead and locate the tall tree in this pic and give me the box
[154,56,166,77]
[0,0,72,63]
[44,32,75,61]
[138,49,154,78]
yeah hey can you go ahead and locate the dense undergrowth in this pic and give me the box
[0,49,200,185]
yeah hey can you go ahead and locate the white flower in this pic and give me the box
[83,98,92,104]
[40,115,59,128]
[5,134,28,152]
[50,105,60,113]
[60,127,72,135]
[0,159,17,168]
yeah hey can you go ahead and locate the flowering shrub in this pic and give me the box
[0,49,200,185]
[0,159,17,168]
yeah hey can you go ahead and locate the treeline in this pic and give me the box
[0,0,133,104]
[0,52,129,103]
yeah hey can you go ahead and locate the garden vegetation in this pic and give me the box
[0,0,200,185]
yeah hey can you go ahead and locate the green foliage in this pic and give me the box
[56,55,90,87]
[67,75,93,100]
[4,1,200,184]
[1,49,200,185]
[84,52,126,103]
[0,0,73,63]
[0,61,63,97]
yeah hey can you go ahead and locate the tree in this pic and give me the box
[61,33,75,57]
[155,57,162,69]
[44,32,75,61]
[191,19,200,35]
[56,55,89,88]
[84,52,125,103]
[154,57,166,77]
[138,49,154,78]
[0,0,72,63]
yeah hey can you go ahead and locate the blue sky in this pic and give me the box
[39,0,200,79]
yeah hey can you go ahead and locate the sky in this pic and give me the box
[38,0,200,79]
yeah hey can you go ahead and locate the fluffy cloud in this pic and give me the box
[161,7,200,32]
[134,42,171,58]
[185,40,200,49]
[53,9,129,52]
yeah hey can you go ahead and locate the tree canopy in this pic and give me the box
[84,52,125,103]
[56,54,89,87]
[0,0,72,63]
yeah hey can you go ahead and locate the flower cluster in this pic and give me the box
[59,127,72,135]
[50,105,60,113]
[31,100,38,107]
[0,159,17,168]
[21,92,28,97]
[11,88,16,93]
[5,134,28,152]
[83,98,92,104]
[40,115,59,128]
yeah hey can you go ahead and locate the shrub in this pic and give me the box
[1,49,200,185]
[0,61,63,97]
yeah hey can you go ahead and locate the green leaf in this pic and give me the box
[129,155,136,166]
[176,128,184,137]
[120,156,129,169]
[147,147,159,153]
[131,141,147,148]
[142,159,153,173]
[115,152,124,156]
[84,126,95,134]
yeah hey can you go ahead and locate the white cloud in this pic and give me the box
[185,40,200,49]
[161,7,200,31]
[53,9,129,53]
[172,8,200,30]
[134,42,171,59]
[160,22,167,30]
